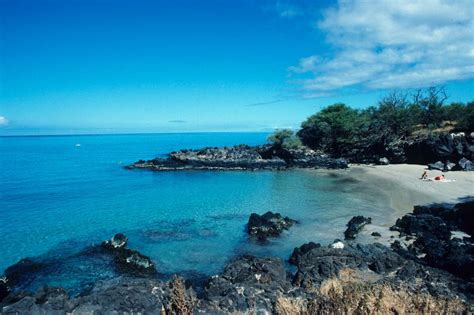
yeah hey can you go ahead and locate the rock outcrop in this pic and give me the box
[4,239,472,314]
[344,216,372,240]
[339,132,474,170]
[126,144,348,171]
[2,202,474,313]
[202,255,293,313]
[391,200,474,280]
[0,234,156,300]
[247,211,296,241]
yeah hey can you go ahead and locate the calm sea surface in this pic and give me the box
[0,132,394,293]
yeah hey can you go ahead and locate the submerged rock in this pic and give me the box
[247,211,296,241]
[3,258,50,289]
[344,216,372,239]
[101,234,156,277]
[102,233,128,249]
[0,277,10,302]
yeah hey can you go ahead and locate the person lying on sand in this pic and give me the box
[425,174,456,182]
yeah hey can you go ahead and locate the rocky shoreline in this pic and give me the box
[125,131,474,173]
[1,200,473,313]
[126,144,349,171]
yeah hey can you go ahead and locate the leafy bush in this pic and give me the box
[457,101,474,132]
[267,129,302,150]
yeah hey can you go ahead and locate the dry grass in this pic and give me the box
[276,268,467,315]
[169,276,194,315]
[275,295,307,315]
[314,268,466,314]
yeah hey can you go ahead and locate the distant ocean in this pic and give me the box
[0,132,393,294]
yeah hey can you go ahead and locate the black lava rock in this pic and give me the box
[344,216,372,240]
[247,211,296,241]
[289,242,321,265]
[101,234,156,277]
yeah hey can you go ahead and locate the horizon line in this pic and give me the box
[0,130,279,138]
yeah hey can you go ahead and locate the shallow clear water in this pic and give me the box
[0,132,394,293]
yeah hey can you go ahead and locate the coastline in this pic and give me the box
[313,164,474,245]
[1,162,473,312]
[348,164,474,212]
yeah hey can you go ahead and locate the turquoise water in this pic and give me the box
[0,132,393,293]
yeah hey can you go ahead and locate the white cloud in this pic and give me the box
[0,116,8,126]
[289,0,474,95]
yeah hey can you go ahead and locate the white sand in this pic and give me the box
[320,164,473,244]
[350,164,473,214]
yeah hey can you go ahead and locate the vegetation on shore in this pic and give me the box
[269,87,474,159]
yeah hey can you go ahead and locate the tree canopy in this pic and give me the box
[276,87,474,157]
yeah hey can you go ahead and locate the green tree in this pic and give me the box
[298,103,365,155]
[369,91,413,136]
[413,87,447,127]
[457,101,474,132]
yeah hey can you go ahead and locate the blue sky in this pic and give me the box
[1,0,473,135]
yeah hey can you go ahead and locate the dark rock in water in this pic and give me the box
[101,233,128,250]
[4,258,50,289]
[126,144,348,171]
[371,232,382,237]
[289,242,321,265]
[101,234,156,277]
[204,255,292,313]
[115,251,155,276]
[344,216,372,240]
[247,211,296,241]
[287,147,348,169]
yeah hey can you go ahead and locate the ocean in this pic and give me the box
[0,132,394,294]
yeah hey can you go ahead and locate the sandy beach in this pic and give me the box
[351,164,473,211]
[319,164,474,244]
